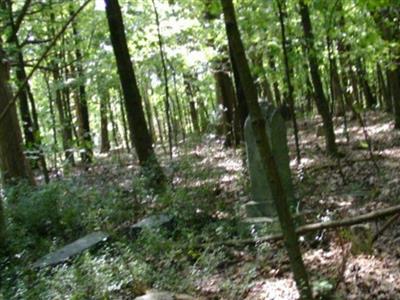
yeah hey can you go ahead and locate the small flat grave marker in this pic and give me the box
[128,214,174,238]
[32,231,108,269]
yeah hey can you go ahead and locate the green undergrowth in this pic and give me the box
[0,148,263,299]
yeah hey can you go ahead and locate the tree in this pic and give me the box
[0,43,36,249]
[104,0,165,185]
[370,4,400,128]
[219,0,312,298]
[299,0,338,156]
[70,6,93,163]
[99,88,111,153]
[0,46,35,186]
[277,0,301,163]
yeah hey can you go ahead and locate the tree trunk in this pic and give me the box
[268,56,282,107]
[105,0,164,184]
[118,88,131,152]
[170,67,186,141]
[106,93,120,149]
[214,70,236,147]
[356,58,376,109]
[152,0,173,158]
[220,1,312,298]
[0,47,35,185]
[183,74,201,134]
[100,92,111,153]
[229,45,249,137]
[370,4,400,128]
[277,0,301,163]
[142,82,156,142]
[377,63,392,112]
[0,44,35,250]
[299,0,337,156]
[6,2,50,179]
[70,13,93,163]
[52,63,75,165]
[388,67,400,129]
[44,71,59,168]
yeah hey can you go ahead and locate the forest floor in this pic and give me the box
[3,111,400,300]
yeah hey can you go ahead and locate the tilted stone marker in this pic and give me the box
[244,102,295,217]
[134,291,198,300]
[128,214,175,238]
[32,231,108,269]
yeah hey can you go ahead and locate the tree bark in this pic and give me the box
[183,74,201,134]
[70,10,93,163]
[277,0,301,163]
[214,70,236,147]
[118,88,131,152]
[370,5,400,128]
[0,47,35,185]
[220,1,312,298]
[5,0,49,178]
[356,58,376,109]
[299,0,337,156]
[152,0,173,158]
[377,63,391,112]
[100,91,111,153]
[105,0,164,184]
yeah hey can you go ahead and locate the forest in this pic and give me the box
[0,0,400,299]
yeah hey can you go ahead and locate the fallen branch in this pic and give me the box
[213,204,400,247]
[305,156,385,174]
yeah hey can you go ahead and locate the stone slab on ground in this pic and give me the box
[128,214,175,238]
[134,291,198,300]
[32,231,109,269]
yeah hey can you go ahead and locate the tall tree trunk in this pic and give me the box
[6,0,49,180]
[214,70,236,147]
[49,12,75,165]
[268,56,282,107]
[183,74,201,134]
[0,47,35,185]
[229,45,248,137]
[299,0,337,156]
[5,1,35,151]
[118,88,131,152]
[220,1,312,298]
[277,0,301,163]
[100,91,111,153]
[142,82,156,142]
[388,67,400,128]
[0,44,35,250]
[370,5,400,128]
[170,66,186,141]
[44,71,59,168]
[107,94,121,148]
[152,0,173,158]
[356,58,376,109]
[52,64,75,165]
[377,63,391,112]
[153,105,165,146]
[70,12,93,163]
[105,0,164,185]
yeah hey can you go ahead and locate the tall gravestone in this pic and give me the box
[244,102,295,217]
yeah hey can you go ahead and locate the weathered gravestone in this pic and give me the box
[244,102,295,218]
[32,231,109,269]
[134,291,198,300]
[127,214,175,239]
